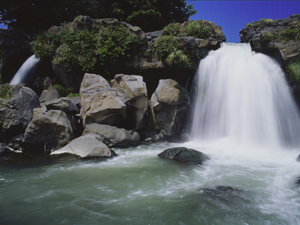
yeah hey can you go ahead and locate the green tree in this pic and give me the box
[0,0,196,32]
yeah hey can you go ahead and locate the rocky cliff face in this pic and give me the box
[240,14,300,66]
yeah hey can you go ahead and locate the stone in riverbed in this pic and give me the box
[51,134,114,158]
[22,110,73,153]
[158,147,208,165]
[80,73,126,126]
[82,123,140,148]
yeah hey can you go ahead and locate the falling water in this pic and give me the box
[10,55,40,85]
[190,43,300,148]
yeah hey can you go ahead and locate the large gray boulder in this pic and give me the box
[45,97,79,115]
[83,123,140,147]
[51,134,114,158]
[22,110,73,152]
[0,85,40,135]
[111,74,148,129]
[158,147,209,165]
[80,73,127,126]
[149,79,190,137]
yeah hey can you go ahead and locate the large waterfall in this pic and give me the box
[190,43,300,148]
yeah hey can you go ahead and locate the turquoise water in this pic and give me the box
[1,141,300,225]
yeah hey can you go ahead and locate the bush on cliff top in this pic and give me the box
[32,24,145,78]
[287,62,300,85]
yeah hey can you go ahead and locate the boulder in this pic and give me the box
[45,97,79,115]
[158,147,209,165]
[39,76,60,103]
[80,73,126,126]
[83,123,140,147]
[0,85,40,136]
[22,110,73,152]
[111,74,148,129]
[149,79,190,137]
[51,134,114,158]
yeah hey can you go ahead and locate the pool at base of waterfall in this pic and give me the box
[1,141,300,225]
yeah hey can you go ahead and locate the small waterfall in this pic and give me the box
[190,43,300,148]
[10,55,40,85]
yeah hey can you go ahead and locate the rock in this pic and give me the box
[39,76,60,103]
[111,74,148,129]
[297,154,300,162]
[45,97,79,115]
[51,45,85,91]
[80,73,126,126]
[149,79,190,136]
[22,110,73,153]
[66,15,94,32]
[51,134,114,158]
[7,133,23,150]
[0,85,40,136]
[158,147,208,164]
[82,123,140,148]
[39,87,60,103]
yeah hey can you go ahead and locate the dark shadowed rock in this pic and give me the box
[158,147,208,164]
[0,85,40,137]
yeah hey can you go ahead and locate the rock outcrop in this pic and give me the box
[158,147,209,164]
[240,14,300,66]
[51,134,114,158]
[82,123,140,148]
[22,110,73,152]
[80,73,127,126]
[149,79,190,137]
[111,74,148,129]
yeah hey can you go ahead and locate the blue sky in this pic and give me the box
[187,1,300,43]
[1,1,299,43]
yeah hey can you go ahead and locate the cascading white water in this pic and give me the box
[190,43,300,148]
[10,55,40,85]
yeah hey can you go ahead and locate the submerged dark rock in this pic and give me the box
[158,147,208,164]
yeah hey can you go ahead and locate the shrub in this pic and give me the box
[246,23,253,28]
[287,62,300,84]
[32,24,145,79]
[166,50,189,68]
[32,31,62,60]
[0,84,11,100]
[162,23,180,36]
[152,36,181,62]
[54,84,74,97]
[263,33,276,42]
[186,21,211,39]
[259,18,273,25]
[279,26,300,43]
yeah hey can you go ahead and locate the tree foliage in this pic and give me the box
[0,0,196,32]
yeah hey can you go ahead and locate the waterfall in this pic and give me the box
[10,55,40,85]
[190,43,300,148]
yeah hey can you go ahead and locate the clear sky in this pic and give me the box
[1,1,299,43]
[187,1,300,43]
